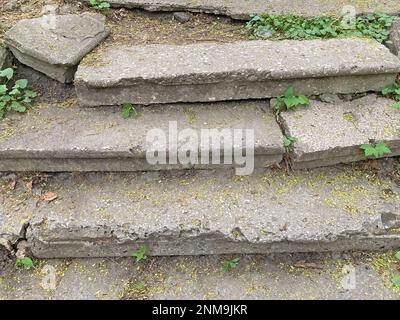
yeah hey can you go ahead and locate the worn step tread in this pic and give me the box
[280,95,400,169]
[0,100,283,172]
[83,0,400,20]
[75,39,400,106]
[24,167,400,258]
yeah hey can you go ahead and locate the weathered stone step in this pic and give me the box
[281,95,400,169]
[82,0,400,20]
[0,100,283,172]
[2,254,399,300]
[75,39,400,107]
[25,168,400,258]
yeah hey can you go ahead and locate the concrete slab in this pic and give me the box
[280,95,400,169]
[0,100,283,172]
[83,0,400,20]
[1,253,400,300]
[0,252,400,300]
[75,39,400,106]
[5,13,109,83]
[25,167,400,258]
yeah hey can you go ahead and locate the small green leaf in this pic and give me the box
[15,257,34,270]
[395,251,400,261]
[11,101,26,113]
[392,102,400,110]
[122,103,136,119]
[222,256,240,273]
[14,79,28,89]
[0,84,7,95]
[133,246,147,263]
[0,68,14,81]
[284,86,294,99]
[392,275,400,287]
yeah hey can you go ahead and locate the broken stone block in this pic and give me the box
[280,95,400,169]
[5,13,109,83]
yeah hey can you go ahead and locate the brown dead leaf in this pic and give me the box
[40,192,58,202]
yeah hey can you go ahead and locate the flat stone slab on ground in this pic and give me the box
[0,100,283,172]
[280,95,400,169]
[5,13,109,83]
[83,0,400,20]
[25,167,400,258]
[75,38,400,106]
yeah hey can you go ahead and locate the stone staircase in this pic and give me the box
[1,2,400,262]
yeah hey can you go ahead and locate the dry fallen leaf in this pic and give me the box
[41,192,58,202]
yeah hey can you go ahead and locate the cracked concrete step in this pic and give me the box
[82,0,400,20]
[25,168,400,258]
[281,95,400,169]
[1,254,400,300]
[75,39,400,107]
[0,100,283,172]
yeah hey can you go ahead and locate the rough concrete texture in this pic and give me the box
[75,39,400,106]
[1,252,400,300]
[83,0,400,20]
[5,13,109,83]
[280,95,400,169]
[0,47,12,70]
[0,100,283,172]
[23,167,400,258]
[388,18,400,57]
[0,177,37,244]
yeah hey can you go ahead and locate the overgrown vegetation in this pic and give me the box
[274,86,310,118]
[247,12,394,43]
[0,68,37,118]
[382,83,400,110]
[360,142,392,158]
[89,0,110,11]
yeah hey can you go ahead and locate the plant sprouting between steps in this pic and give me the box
[122,103,137,119]
[381,83,400,110]
[133,246,148,263]
[360,142,392,158]
[15,257,34,270]
[222,257,240,273]
[89,0,110,11]
[246,12,394,43]
[392,251,400,288]
[274,86,310,118]
[0,68,37,118]
[283,136,297,152]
